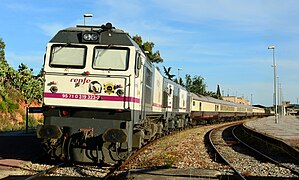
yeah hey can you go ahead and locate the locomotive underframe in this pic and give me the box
[39,107,134,163]
[38,106,191,164]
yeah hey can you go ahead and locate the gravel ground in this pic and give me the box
[7,162,112,178]
[1,123,233,179]
[2,120,297,179]
[124,123,233,175]
[212,125,298,178]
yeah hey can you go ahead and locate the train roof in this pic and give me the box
[191,93,254,108]
[163,78,189,92]
[49,23,136,46]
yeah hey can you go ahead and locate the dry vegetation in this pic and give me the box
[0,99,43,131]
[125,124,231,172]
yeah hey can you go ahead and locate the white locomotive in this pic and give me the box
[37,23,266,164]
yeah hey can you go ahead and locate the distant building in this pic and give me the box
[284,101,299,115]
[222,96,250,105]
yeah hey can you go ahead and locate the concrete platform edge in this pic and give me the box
[243,122,299,161]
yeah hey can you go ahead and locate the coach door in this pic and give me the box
[141,62,153,120]
[167,84,174,112]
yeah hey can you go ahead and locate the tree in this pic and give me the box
[142,41,154,59]
[132,35,142,47]
[0,38,5,61]
[15,63,43,104]
[185,74,192,91]
[216,84,222,99]
[152,50,163,63]
[132,35,163,63]
[0,37,44,106]
[163,66,175,80]
[185,75,206,95]
[178,77,184,86]
[0,38,8,84]
[205,91,217,97]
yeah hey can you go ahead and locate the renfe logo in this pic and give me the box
[70,77,91,84]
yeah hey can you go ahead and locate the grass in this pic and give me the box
[163,152,177,168]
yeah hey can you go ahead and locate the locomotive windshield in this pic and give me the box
[93,47,129,70]
[50,45,86,68]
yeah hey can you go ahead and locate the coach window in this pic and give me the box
[135,53,141,77]
[50,45,86,68]
[168,85,172,95]
[93,47,129,70]
[144,67,153,105]
[145,67,152,87]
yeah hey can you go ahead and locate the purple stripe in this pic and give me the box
[44,92,140,103]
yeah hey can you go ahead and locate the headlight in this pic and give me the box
[50,86,58,93]
[83,33,98,41]
[116,89,124,96]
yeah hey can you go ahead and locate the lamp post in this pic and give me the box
[277,76,280,117]
[268,45,278,123]
[178,68,182,84]
[280,82,283,116]
[84,14,93,25]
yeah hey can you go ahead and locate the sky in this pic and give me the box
[1,0,299,106]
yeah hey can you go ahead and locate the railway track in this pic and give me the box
[105,130,184,178]
[20,130,182,179]
[208,122,298,179]
[5,119,298,179]
[233,125,299,177]
[23,161,115,179]
[25,162,66,179]
[208,122,246,179]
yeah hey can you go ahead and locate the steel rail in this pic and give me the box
[25,162,66,180]
[103,130,183,179]
[232,125,299,177]
[208,122,247,180]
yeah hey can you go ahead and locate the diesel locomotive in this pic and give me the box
[37,23,266,164]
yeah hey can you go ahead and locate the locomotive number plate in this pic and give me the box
[61,93,101,100]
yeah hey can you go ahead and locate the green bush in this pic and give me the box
[28,115,40,127]
[0,97,19,113]
[0,37,44,132]
[7,100,19,113]
[0,101,8,111]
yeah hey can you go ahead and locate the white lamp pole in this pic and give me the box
[268,45,278,123]
[84,14,93,25]
[280,82,283,116]
[277,76,280,117]
[178,68,183,83]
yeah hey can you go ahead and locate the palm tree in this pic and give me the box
[163,66,175,80]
